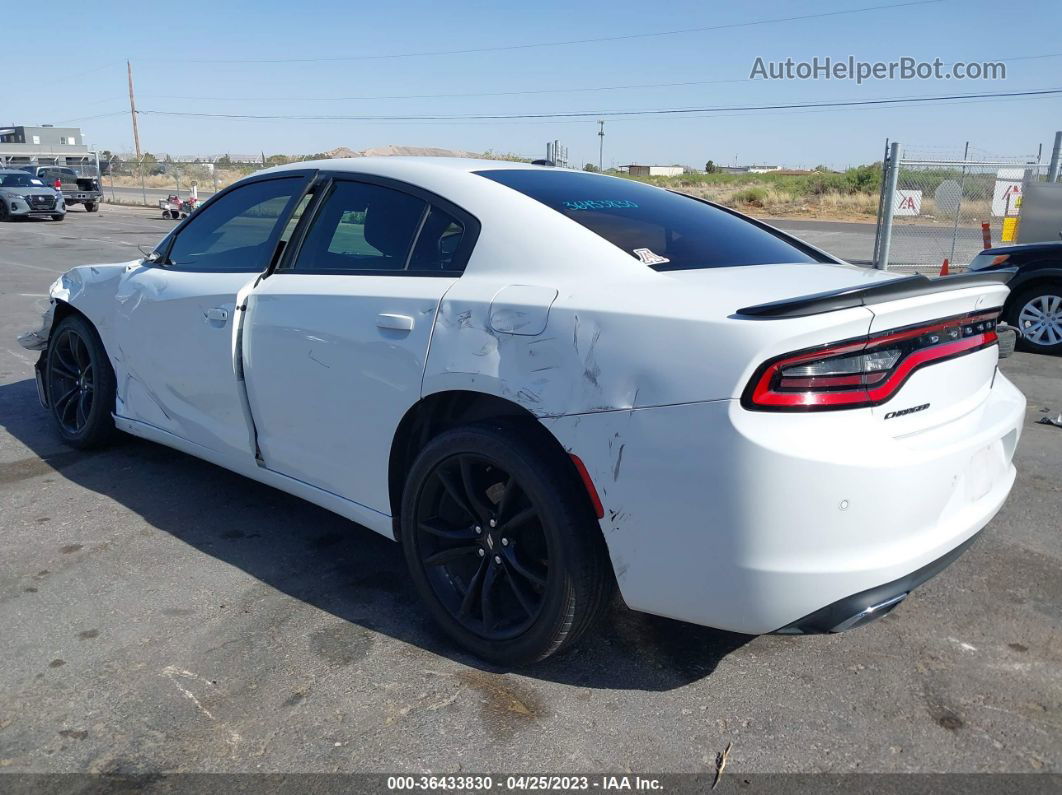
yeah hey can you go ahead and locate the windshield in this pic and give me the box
[476,169,828,271]
[0,173,43,188]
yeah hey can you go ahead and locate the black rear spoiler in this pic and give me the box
[735,268,1016,319]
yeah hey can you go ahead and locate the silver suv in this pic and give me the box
[0,169,66,221]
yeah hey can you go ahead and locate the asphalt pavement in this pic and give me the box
[0,205,1059,775]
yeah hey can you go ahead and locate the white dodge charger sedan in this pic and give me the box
[19,158,1025,665]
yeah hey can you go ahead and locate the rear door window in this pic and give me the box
[290,180,435,273]
[292,180,426,272]
[407,206,466,272]
[476,169,827,271]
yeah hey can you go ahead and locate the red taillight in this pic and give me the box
[742,309,1001,411]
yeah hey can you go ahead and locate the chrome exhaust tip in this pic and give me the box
[830,592,908,633]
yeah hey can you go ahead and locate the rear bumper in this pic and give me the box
[543,371,1025,634]
[774,529,981,634]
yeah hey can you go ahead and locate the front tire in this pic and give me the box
[51,214,65,222]
[45,314,116,448]
[401,420,613,666]
[1009,285,1062,354]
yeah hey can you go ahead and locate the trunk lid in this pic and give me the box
[659,260,904,311]
[865,281,1009,434]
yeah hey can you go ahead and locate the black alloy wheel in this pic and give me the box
[401,420,613,666]
[415,452,550,641]
[45,314,116,448]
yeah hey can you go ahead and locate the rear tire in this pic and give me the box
[45,314,116,449]
[400,420,613,666]
[1008,285,1062,355]
[51,214,64,222]
[84,202,99,212]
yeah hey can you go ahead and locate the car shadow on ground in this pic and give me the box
[0,378,750,691]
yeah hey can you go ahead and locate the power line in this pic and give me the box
[29,60,124,90]
[140,77,752,103]
[171,89,1057,128]
[138,87,1062,122]
[51,111,129,125]
[47,47,1062,118]
[178,1,943,63]
[129,51,1062,104]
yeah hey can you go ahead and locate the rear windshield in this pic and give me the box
[476,169,826,271]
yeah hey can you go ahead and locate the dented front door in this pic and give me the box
[114,267,258,459]
[113,173,312,459]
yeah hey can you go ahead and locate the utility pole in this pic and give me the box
[126,60,142,159]
[597,120,604,171]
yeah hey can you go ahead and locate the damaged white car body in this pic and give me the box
[20,158,1026,664]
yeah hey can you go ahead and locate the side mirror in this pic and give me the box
[139,245,164,265]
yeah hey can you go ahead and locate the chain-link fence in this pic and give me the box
[873,143,1049,273]
[101,156,267,208]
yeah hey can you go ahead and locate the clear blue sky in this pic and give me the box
[5,0,1061,168]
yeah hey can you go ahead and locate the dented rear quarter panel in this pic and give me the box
[424,264,885,419]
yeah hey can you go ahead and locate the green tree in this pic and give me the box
[583,162,600,172]
[704,160,719,174]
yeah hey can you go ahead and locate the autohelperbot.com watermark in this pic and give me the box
[750,56,1006,83]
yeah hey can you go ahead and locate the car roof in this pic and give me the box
[256,157,660,281]
[257,157,642,207]
[265,156,545,176]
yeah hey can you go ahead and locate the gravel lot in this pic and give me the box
[0,205,1059,775]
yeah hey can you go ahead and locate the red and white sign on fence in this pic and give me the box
[992,168,1024,217]
[893,189,922,216]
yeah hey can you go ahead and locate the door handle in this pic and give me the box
[205,307,229,322]
[376,313,414,331]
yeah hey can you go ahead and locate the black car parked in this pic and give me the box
[969,241,1062,355]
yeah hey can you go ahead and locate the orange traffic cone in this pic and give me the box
[939,258,950,276]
